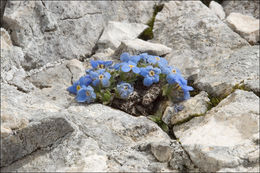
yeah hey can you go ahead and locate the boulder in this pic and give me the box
[3,1,155,70]
[173,90,260,172]
[97,21,148,50]
[226,12,259,44]
[209,1,226,20]
[1,104,195,172]
[222,0,259,19]
[170,91,210,125]
[152,1,258,98]
[113,39,172,58]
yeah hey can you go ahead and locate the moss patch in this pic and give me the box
[138,4,164,41]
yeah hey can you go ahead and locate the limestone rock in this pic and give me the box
[1,104,194,172]
[3,1,155,70]
[173,90,260,172]
[97,21,148,50]
[150,142,173,162]
[209,1,225,20]
[226,13,259,44]
[194,45,259,98]
[170,91,209,125]
[66,59,86,83]
[222,0,259,19]
[1,28,12,50]
[113,39,172,58]
[153,1,249,80]
[1,115,74,167]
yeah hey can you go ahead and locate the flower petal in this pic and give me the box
[120,52,130,62]
[101,78,110,87]
[92,79,100,86]
[90,60,98,68]
[132,67,140,74]
[143,77,153,87]
[76,88,87,102]
[121,63,131,72]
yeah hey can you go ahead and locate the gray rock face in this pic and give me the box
[226,13,259,44]
[1,103,195,172]
[97,21,148,50]
[170,91,209,125]
[209,1,226,20]
[113,39,172,58]
[173,90,260,172]
[3,1,155,70]
[1,58,195,171]
[1,116,74,167]
[222,0,260,19]
[194,45,259,97]
[152,1,258,98]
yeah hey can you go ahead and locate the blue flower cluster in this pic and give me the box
[67,52,193,103]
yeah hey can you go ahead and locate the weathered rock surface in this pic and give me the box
[97,21,148,50]
[222,0,260,19]
[1,103,195,172]
[226,12,259,44]
[1,116,74,167]
[113,38,172,58]
[194,45,259,98]
[1,59,195,172]
[209,1,225,20]
[170,91,209,125]
[152,1,258,98]
[3,1,155,70]
[173,90,260,172]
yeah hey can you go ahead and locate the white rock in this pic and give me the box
[209,1,226,20]
[98,21,148,50]
[3,1,155,70]
[170,91,209,125]
[222,0,259,19]
[66,59,86,83]
[152,1,253,97]
[0,28,12,50]
[173,90,260,172]
[113,38,172,57]
[226,12,259,44]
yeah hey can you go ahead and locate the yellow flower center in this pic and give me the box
[176,84,182,90]
[129,65,135,69]
[86,91,90,96]
[76,85,81,91]
[155,57,160,61]
[123,86,128,90]
[98,64,105,69]
[99,74,104,80]
[149,70,155,76]
[172,69,176,74]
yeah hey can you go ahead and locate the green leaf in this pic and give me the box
[162,84,169,96]
[160,123,169,133]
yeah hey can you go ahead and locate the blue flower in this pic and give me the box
[139,53,149,62]
[121,61,140,74]
[181,85,193,100]
[76,85,96,103]
[90,60,113,69]
[120,52,140,64]
[165,67,183,85]
[147,56,168,67]
[90,69,111,87]
[140,66,161,87]
[117,82,134,99]
[120,52,131,62]
[113,62,123,70]
[67,75,92,94]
